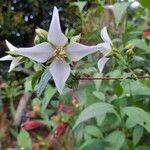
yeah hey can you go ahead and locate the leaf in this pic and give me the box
[73,102,118,129]
[37,67,52,97]
[112,2,129,26]
[105,131,125,150]
[138,0,150,8]
[79,139,109,150]
[128,39,150,53]
[70,34,81,43]
[17,129,32,149]
[31,70,43,90]
[93,91,106,101]
[41,85,56,112]
[122,107,150,132]
[134,145,150,150]
[133,126,143,146]
[122,80,150,96]
[114,82,123,97]
[72,1,87,12]
[85,125,103,138]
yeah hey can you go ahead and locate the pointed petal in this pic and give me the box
[97,43,111,54]
[101,27,112,45]
[0,55,13,61]
[49,59,70,94]
[5,40,18,51]
[97,56,109,73]
[8,59,19,72]
[66,42,99,62]
[16,42,53,63]
[48,7,68,46]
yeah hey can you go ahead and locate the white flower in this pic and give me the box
[0,40,19,72]
[11,7,102,94]
[97,27,112,73]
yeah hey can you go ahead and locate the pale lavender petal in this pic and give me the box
[5,40,18,51]
[16,42,53,63]
[49,59,71,94]
[0,55,13,61]
[8,59,19,72]
[101,27,112,45]
[48,7,68,47]
[97,56,109,73]
[66,42,99,62]
[97,43,111,54]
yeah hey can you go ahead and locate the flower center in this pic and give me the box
[53,47,66,59]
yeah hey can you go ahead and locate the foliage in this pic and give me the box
[0,0,150,150]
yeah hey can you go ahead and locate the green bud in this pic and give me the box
[125,44,134,50]
[126,49,134,56]
[70,34,81,43]
[34,35,41,45]
[35,27,48,42]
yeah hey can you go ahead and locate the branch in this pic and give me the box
[79,76,150,81]
[15,92,32,125]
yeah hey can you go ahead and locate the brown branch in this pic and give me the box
[15,92,32,125]
[79,76,150,81]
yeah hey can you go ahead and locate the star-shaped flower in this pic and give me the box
[0,40,19,72]
[97,27,112,73]
[7,7,103,94]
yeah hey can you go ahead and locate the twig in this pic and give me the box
[15,92,32,125]
[79,76,150,80]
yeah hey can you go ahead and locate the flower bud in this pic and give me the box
[51,115,61,123]
[21,120,43,130]
[54,123,68,137]
[126,49,134,56]
[34,28,48,43]
[72,96,79,108]
[34,35,41,45]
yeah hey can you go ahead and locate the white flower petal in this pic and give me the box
[5,40,18,51]
[101,27,112,45]
[8,59,19,72]
[97,43,111,54]
[49,59,71,94]
[0,55,13,61]
[97,56,109,73]
[48,7,68,47]
[16,42,53,63]
[66,42,99,62]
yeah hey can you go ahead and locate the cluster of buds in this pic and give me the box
[51,96,79,137]
[144,21,150,37]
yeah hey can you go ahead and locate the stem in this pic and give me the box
[79,75,150,80]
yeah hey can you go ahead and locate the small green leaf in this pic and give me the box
[128,39,150,53]
[79,139,109,150]
[114,82,123,97]
[112,2,129,26]
[73,102,118,129]
[122,107,150,132]
[17,129,32,149]
[138,0,150,8]
[37,67,52,97]
[133,125,143,146]
[85,125,103,138]
[105,131,125,150]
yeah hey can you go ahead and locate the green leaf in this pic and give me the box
[17,129,32,149]
[133,126,143,146]
[112,2,129,26]
[138,0,150,8]
[72,1,87,12]
[128,39,150,53]
[31,70,43,90]
[85,125,103,138]
[37,67,52,97]
[73,102,118,129]
[105,131,125,150]
[134,145,150,150]
[93,91,106,101]
[114,82,123,97]
[79,139,109,150]
[122,107,150,132]
[122,80,150,96]
[41,84,56,112]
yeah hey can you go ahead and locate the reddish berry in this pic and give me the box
[54,123,68,137]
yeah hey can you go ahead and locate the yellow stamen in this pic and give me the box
[53,47,66,59]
